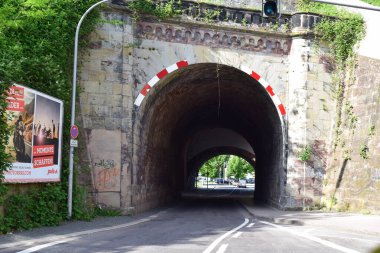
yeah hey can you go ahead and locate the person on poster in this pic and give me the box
[14,115,25,157]
[52,120,56,139]
[37,121,41,136]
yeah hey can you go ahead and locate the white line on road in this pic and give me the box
[16,240,69,253]
[203,218,249,253]
[247,223,255,228]
[216,244,229,253]
[232,231,242,238]
[2,210,168,251]
[260,221,360,253]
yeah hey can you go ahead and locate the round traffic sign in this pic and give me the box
[70,125,79,139]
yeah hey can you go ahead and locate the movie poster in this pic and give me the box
[3,84,63,183]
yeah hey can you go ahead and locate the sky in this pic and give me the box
[34,95,61,127]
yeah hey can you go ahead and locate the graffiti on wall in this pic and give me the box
[94,159,120,191]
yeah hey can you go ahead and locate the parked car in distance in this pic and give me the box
[216,178,230,184]
[246,178,255,184]
[216,178,224,184]
[238,179,247,188]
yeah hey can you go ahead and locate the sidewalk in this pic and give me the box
[241,201,380,236]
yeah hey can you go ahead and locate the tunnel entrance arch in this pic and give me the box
[132,62,287,210]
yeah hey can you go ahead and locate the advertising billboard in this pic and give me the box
[3,84,64,183]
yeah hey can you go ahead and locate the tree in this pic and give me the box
[199,155,229,178]
[226,155,254,179]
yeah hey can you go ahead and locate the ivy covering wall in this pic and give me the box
[297,0,367,211]
[0,0,102,233]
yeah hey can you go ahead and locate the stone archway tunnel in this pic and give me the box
[133,63,286,210]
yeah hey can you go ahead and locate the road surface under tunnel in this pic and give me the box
[132,63,286,210]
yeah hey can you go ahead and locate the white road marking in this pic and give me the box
[216,243,229,253]
[260,221,360,253]
[1,210,168,250]
[16,240,69,253]
[203,218,249,253]
[232,231,242,238]
[247,223,255,228]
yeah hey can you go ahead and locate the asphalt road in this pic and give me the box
[0,199,379,253]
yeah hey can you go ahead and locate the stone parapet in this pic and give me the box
[110,0,321,35]
[136,21,292,54]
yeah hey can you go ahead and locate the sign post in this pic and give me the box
[70,125,79,148]
[70,125,79,139]
[68,0,109,219]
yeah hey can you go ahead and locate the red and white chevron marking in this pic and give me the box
[134,61,286,116]
[134,60,189,106]
[241,65,286,116]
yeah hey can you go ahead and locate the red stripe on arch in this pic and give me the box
[250,71,261,81]
[266,85,275,96]
[176,60,188,68]
[278,104,286,115]
[157,69,169,79]
[141,84,151,96]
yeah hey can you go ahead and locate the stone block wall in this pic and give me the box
[78,10,135,212]
[284,37,335,209]
[323,56,380,213]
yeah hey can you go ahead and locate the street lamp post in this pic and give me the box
[311,0,380,11]
[68,0,109,219]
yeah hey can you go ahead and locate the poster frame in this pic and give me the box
[3,83,64,183]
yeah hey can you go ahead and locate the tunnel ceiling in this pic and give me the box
[186,128,255,161]
[141,63,281,152]
[137,63,284,201]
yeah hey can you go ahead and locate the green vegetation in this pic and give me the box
[299,0,367,212]
[299,146,312,162]
[199,155,229,178]
[344,102,358,130]
[0,0,112,233]
[0,184,66,234]
[297,0,354,18]
[343,149,352,161]
[203,8,221,23]
[359,144,370,159]
[315,18,364,66]
[298,0,365,156]
[226,156,254,179]
[360,0,380,7]
[368,125,376,137]
[199,155,254,180]
[128,0,182,19]
[0,85,11,200]
[95,206,122,217]
[297,0,365,64]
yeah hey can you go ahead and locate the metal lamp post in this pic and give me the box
[311,0,380,11]
[68,0,109,219]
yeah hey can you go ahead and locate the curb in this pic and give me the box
[238,201,305,226]
[239,201,380,236]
